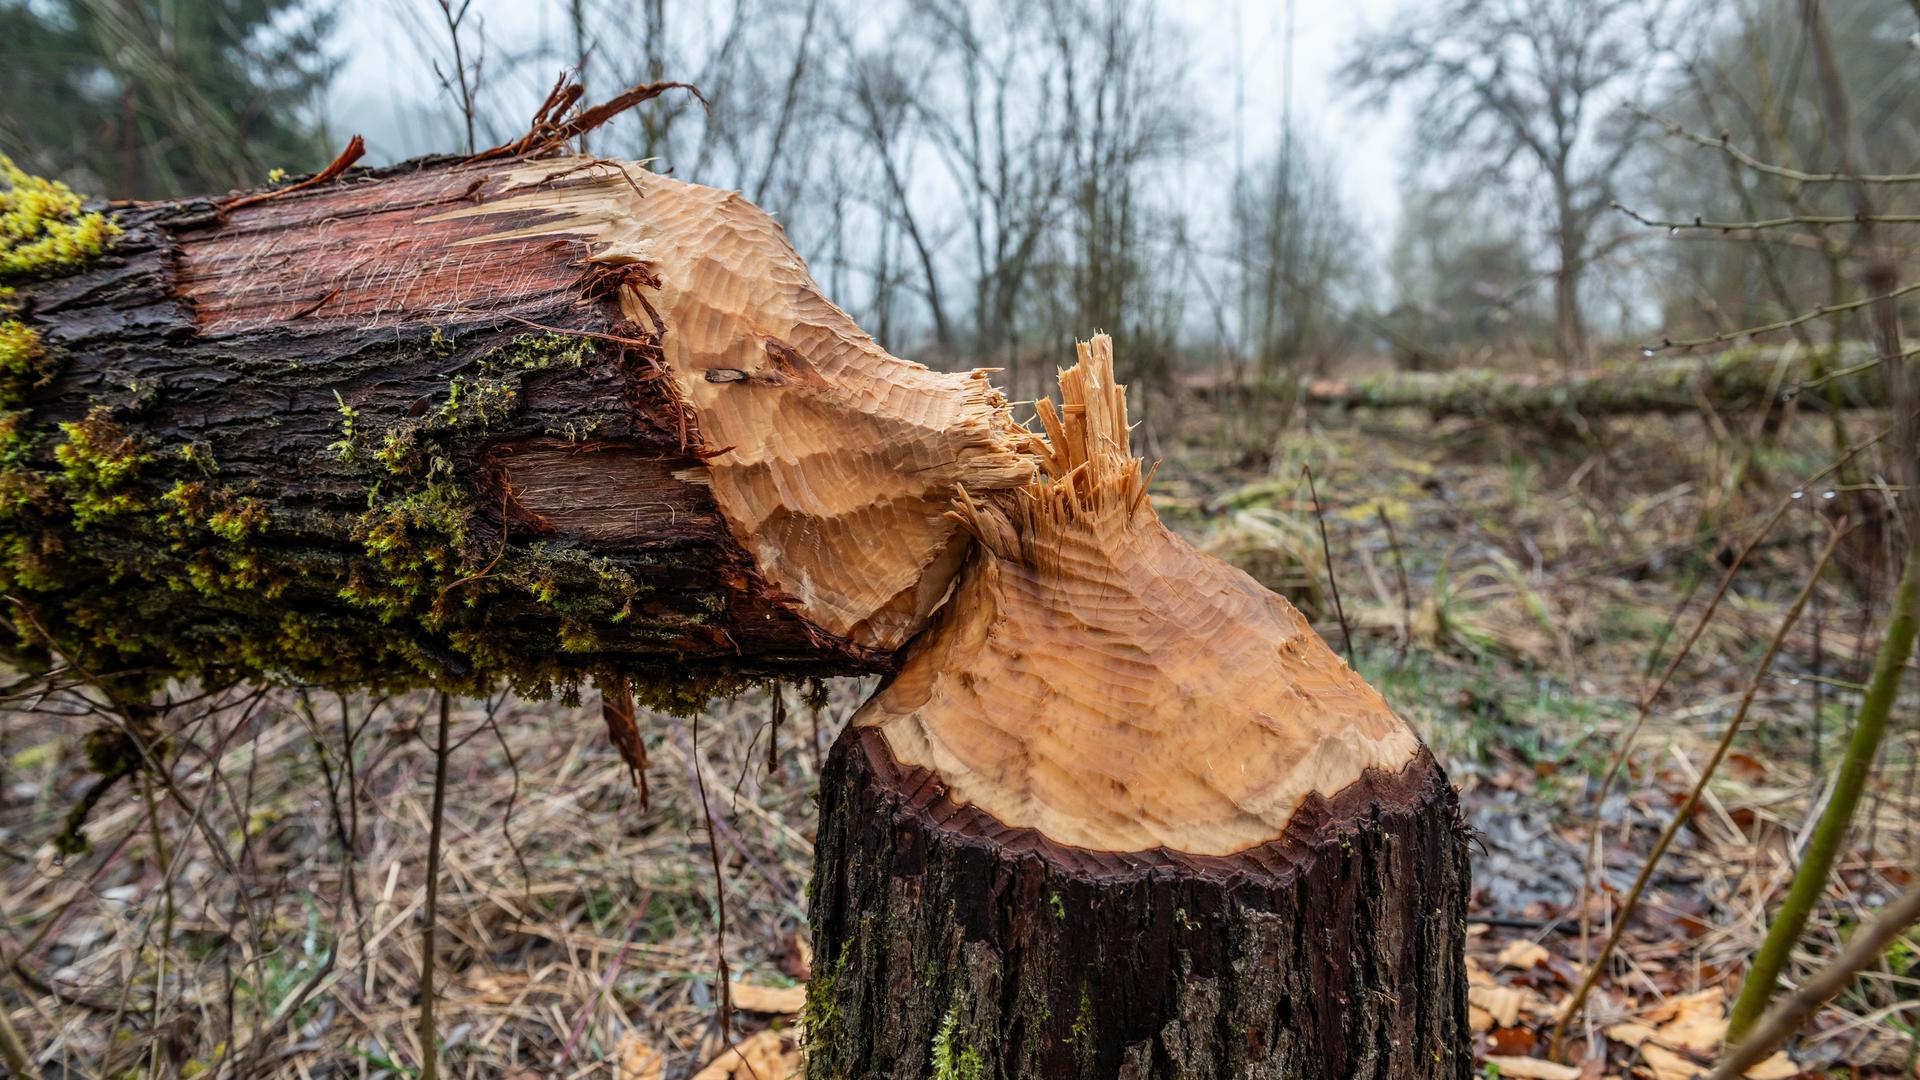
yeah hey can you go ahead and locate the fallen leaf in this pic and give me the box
[1498,940,1552,970]
[1490,1026,1538,1055]
[1470,984,1528,1028]
[1633,987,1729,1058]
[730,981,808,1014]
[1638,1043,1701,1080]
[1740,1051,1799,1079]
[691,1029,801,1080]
[1654,1010,1725,1054]
[1469,1004,1495,1032]
[1483,1054,1582,1080]
[1722,750,1767,781]
[1602,1022,1657,1048]
[1643,988,1723,1026]
[612,1032,667,1080]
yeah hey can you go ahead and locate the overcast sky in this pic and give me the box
[325,0,1414,248]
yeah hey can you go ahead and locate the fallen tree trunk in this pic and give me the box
[1242,346,1882,424]
[0,153,1030,699]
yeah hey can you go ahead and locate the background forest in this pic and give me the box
[0,1,1917,1078]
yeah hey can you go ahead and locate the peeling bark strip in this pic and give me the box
[0,153,1028,696]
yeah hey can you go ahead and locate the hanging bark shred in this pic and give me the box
[599,671,648,810]
[467,78,706,163]
[766,681,784,776]
[221,134,366,212]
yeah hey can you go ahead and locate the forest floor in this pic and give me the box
[0,397,1913,1079]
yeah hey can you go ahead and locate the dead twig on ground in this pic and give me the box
[1550,525,1846,1059]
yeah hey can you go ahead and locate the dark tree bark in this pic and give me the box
[806,729,1472,1080]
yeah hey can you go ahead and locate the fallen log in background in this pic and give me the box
[1257,346,1883,424]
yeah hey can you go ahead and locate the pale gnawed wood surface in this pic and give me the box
[432,160,1034,651]
[856,336,1420,854]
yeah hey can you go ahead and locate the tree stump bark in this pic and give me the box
[807,730,1469,1080]
[805,338,1471,1079]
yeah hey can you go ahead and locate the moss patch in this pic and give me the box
[1,156,119,278]
[930,1005,987,1080]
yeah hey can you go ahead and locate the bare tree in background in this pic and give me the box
[1646,0,1919,341]
[395,0,1197,375]
[1343,0,1673,362]
[1231,129,1363,381]
[845,50,953,348]
[1387,182,1553,367]
[1045,0,1191,387]
[906,0,1069,389]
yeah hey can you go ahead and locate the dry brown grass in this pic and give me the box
[0,678,846,1077]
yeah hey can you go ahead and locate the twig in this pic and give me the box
[1573,430,1888,1012]
[1709,879,1920,1080]
[142,774,174,1078]
[479,696,531,894]
[1613,201,1920,232]
[1642,280,1920,353]
[1550,526,1845,1059]
[1375,502,1412,659]
[1786,346,1920,399]
[418,693,452,1080]
[435,0,478,155]
[689,714,732,1049]
[1729,342,1917,1032]
[1732,17,1917,1030]
[1639,109,1920,186]
[1301,465,1352,664]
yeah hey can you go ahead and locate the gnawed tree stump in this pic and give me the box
[805,340,1471,1080]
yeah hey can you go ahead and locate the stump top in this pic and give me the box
[856,337,1421,855]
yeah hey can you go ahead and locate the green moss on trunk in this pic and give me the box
[0,160,880,702]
